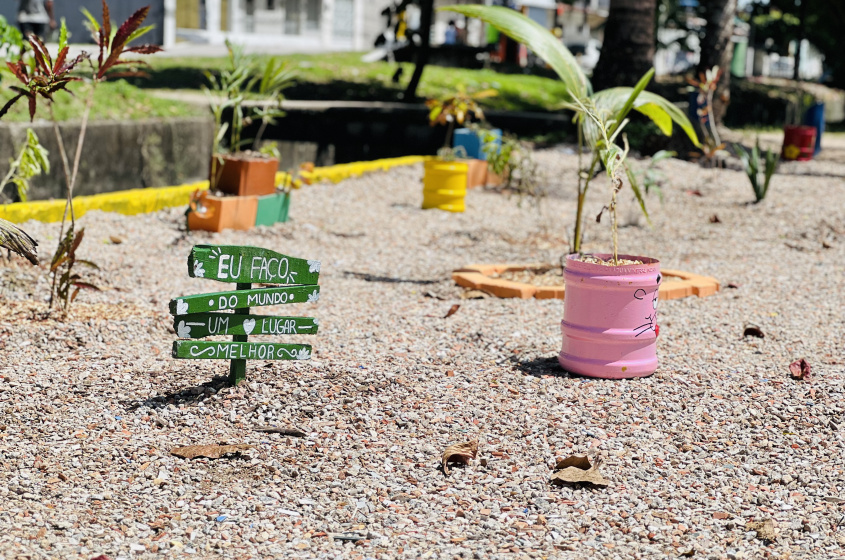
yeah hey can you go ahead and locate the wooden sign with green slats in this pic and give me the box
[170,244,321,386]
[174,313,319,338]
[169,285,319,315]
[173,341,312,361]
[188,245,321,285]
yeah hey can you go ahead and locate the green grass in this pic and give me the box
[0,52,570,123]
[0,76,206,123]
[142,51,570,113]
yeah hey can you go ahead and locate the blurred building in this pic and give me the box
[167,0,393,51]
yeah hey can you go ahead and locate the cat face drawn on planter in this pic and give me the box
[633,273,661,337]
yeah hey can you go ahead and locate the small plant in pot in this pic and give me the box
[206,41,294,197]
[443,5,703,378]
[422,87,497,211]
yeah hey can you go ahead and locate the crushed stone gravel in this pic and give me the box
[1,147,844,559]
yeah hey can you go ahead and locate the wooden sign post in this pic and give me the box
[170,245,321,386]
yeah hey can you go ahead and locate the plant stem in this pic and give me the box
[48,102,74,309]
[572,152,600,254]
[67,88,96,227]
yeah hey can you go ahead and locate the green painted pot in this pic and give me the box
[255,192,291,226]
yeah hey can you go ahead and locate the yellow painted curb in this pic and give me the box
[0,156,430,224]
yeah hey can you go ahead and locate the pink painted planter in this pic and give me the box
[559,254,662,379]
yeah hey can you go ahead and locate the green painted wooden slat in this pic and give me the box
[174,313,319,338]
[169,285,320,316]
[188,245,320,285]
[173,341,312,361]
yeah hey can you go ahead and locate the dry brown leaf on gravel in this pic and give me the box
[743,326,765,338]
[746,519,776,541]
[171,444,254,459]
[109,235,125,244]
[254,426,306,437]
[461,289,490,300]
[444,304,461,318]
[550,454,609,487]
[442,440,478,474]
[789,358,812,380]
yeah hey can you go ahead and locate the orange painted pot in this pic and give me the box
[187,191,258,233]
[211,154,279,196]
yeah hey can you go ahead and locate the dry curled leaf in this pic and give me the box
[444,304,460,319]
[461,289,490,300]
[254,426,306,437]
[171,444,253,459]
[743,326,765,338]
[746,519,776,541]
[441,440,478,475]
[109,235,125,244]
[709,214,721,223]
[789,358,811,380]
[550,454,609,487]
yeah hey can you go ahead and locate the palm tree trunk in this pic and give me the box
[591,0,657,91]
[697,0,737,124]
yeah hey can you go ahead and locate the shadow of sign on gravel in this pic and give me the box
[123,374,230,411]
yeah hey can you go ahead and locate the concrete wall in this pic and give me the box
[0,117,212,202]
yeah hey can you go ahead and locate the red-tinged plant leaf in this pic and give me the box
[98,27,105,70]
[70,228,85,254]
[0,94,25,120]
[100,6,151,78]
[101,0,111,52]
[53,46,69,74]
[441,440,478,475]
[109,59,150,68]
[28,34,53,74]
[686,189,703,197]
[444,304,460,318]
[57,53,89,76]
[743,326,764,338]
[7,60,29,83]
[789,358,811,380]
[28,96,36,120]
[72,281,100,291]
[125,44,163,54]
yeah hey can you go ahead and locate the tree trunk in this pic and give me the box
[591,0,657,91]
[697,0,737,124]
[403,0,434,101]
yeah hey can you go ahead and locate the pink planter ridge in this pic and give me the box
[559,254,661,379]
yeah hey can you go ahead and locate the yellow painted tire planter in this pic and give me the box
[422,160,468,213]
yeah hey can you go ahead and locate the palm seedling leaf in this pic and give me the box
[442,5,589,101]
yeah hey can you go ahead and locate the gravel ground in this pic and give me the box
[1,146,844,560]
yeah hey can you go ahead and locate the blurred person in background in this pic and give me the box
[18,0,56,40]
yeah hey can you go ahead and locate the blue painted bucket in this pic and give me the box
[453,128,501,160]
[802,102,824,155]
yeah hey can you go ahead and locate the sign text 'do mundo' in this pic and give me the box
[169,285,319,315]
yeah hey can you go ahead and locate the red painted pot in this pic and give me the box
[781,125,816,161]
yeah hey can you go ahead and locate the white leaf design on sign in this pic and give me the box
[312,318,320,326]
[295,348,311,360]
[307,290,319,303]
[307,260,321,273]
[193,260,205,278]
[176,299,189,315]
[177,321,191,339]
[243,319,256,335]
